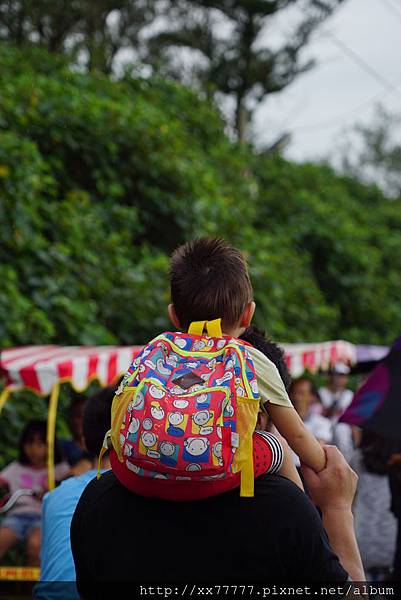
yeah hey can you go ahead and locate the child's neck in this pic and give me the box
[222,325,245,339]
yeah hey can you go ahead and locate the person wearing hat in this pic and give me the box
[319,363,353,421]
[319,364,354,462]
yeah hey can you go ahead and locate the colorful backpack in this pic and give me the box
[107,319,261,496]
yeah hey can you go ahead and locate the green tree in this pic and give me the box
[147,0,345,141]
[340,105,401,198]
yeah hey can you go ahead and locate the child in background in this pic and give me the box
[0,420,69,566]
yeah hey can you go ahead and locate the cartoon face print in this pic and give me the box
[186,361,200,369]
[131,390,145,410]
[138,364,146,373]
[166,354,179,368]
[216,426,222,439]
[196,393,211,409]
[250,379,259,395]
[188,384,204,393]
[150,402,165,420]
[192,411,214,435]
[225,357,235,371]
[142,418,153,430]
[234,378,245,397]
[192,410,212,427]
[169,412,184,427]
[207,358,217,370]
[217,339,227,350]
[141,431,157,448]
[216,372,233,386]
[183,437,210,463]
[174,336,187,349]
[124,445,132,457]
[170,385,185,395]
[212,441,223,466]
[173,399,189,409]
[129,417,140,435]
[185,463,201,472]
[149,385,165,399]
[156,359,172,376]
[160,441,175,457]
[224,400,234,417]
[193,340,206,351]
[144,358,156,370]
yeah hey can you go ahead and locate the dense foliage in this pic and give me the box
[2,44,401,354]
[1,45,401,468]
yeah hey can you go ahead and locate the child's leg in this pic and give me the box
[0,525,19,560]
[26,527,41,566]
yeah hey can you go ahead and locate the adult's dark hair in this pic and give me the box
[170,238,253,331]
[18,419,62,465]
[360,429,394,475]
[82,386,115,459]
[240,325,291,391]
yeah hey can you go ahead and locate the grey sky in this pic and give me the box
[253,0,401,161]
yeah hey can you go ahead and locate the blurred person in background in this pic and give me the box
[350,430,397,581]
[319,364,354,462]
[290,378,332,445]
[319,363,353,420]
[388,449,401,581]
[34,386,114,599]
[61,396,91,474]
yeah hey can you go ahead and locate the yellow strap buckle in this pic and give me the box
[188,319,223,337]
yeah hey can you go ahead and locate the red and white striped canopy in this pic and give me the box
[0,340,356,396]
[0,345,142,396]
[282,340,356,378]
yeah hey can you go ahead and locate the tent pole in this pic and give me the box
[47,383,60,491]
[0,388,11,414]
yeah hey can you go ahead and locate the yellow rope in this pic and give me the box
[0,388,11,414]
[47,383,60,491]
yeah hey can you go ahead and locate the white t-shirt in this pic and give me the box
[319,387,353,419]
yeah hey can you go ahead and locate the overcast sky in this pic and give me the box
[253,0,401,161]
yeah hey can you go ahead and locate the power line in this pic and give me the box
[323,30,401,96]
[292,78,401,134]
[382,0,401,21]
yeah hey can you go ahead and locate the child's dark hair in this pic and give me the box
[83,385,115,459]
[18,419,62,465]
[240,326,291,391]
[170,238,253,331]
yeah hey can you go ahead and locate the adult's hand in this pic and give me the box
[300,445,357,511]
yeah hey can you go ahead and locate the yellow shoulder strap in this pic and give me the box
[188,321,206,335]
[206,318,222,337]
[188,319,223,337]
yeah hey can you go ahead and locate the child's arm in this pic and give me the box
[267,403,326,472]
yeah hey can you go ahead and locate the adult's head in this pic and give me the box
[289,378,320,420]
[82,386,115,460]
[168,237,254,334]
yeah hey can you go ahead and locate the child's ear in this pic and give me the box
[240,301,256,328]
[168,304,182,329]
